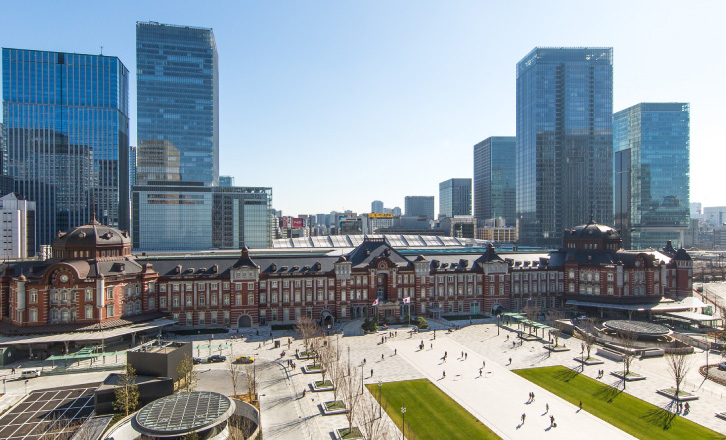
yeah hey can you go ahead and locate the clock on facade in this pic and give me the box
[59,274,69,283]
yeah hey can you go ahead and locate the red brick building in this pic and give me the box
[0,218,692,331]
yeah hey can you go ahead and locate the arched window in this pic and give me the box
[51,309,60,321]
[61,309,70,322]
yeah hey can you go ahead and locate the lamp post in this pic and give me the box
[497,314,501,336]
[347,346,351,375]
[378,381,382,418]
[581,342,585,369]
[361,365,364,394]
[401,404,407,440]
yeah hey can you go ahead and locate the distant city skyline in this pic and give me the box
[1,1,724,216]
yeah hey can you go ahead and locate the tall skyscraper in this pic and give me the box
[2,48,130,248]
[473,136,516,226]
[371,200,384,214]
[405,196,435,219]
[516,47,613,247]
[439,178,472,218]
[136,22,219,185]
[614,103,690,249]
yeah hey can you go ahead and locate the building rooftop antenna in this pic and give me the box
[100,46,103,56]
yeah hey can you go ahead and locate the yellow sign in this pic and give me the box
[369,213,393,218]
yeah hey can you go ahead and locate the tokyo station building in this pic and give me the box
[0,217,693,332]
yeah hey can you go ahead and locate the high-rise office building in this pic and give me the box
[614,103,690,249]
[136,22,219,186]
[405,196,435,219]
[219,175,235,187]
[132,182,272,250]
[2,48,130,248]
[0,193,35,259]
[473,136,516,226]
[371,200,384,214]
[516,47,613,247]
[439,178,472,218]
[0,122,11,197]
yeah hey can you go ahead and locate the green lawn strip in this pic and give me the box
[514,366,725,440]
[366,379,500,440]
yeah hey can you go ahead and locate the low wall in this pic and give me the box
[232,398,261,440]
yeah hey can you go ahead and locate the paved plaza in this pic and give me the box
[0,319,726,439]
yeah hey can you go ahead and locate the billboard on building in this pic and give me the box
[369,213,393,218]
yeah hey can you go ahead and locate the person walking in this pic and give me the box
[531,392,535,402]
[546,403,549,413]
[443,370,446,378]
[550,415,555,428]
[371,369,373,377]
[521,413,526,424]
[483,360,486,368]
[394,348,397,356]
[579,401,583,411]
[382,354,384,361]
[479,368,483,377]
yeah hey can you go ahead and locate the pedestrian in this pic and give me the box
[302,389,306,397]
[546,403,549,413]
[579,401,582,411]
[431,343,433,349]
[479,368,483,377]
[363,358,367,364]
[443,370,446,378]
[461,351,464,359]
[394,348,397,356]
[521,413,526,424]
[685,402,690,412]
[371,369,373,377]
[483,360,486,368]
[532,392,535,402]
[465,353,468,360]
[382,354,385,361]
[508,357,512,365]
[550,415,555,428]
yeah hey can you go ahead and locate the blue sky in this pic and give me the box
[2,1,724,217]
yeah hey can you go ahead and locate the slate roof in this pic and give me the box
[346,239,411,268]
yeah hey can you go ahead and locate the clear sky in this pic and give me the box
[2,1,724,217]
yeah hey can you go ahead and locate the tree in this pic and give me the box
[580,319,598,360]
[545,310,565,347]
[177,354,198,392]
[227,359,243,398]
[665,351,692,400]
[618,330,638,388]
[522,303,541,335]
[357,388,393,440]
[327,355,345,401]
[318,335,335,385]
[417,316,428,329]
[294,316,321,354]
[113,363,140,417]
[243,362,259,403]
[340,367,364,433]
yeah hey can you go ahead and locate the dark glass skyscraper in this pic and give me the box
[2,48,129,248]
[614,103,690,249]
[516,48,613,247]
[136,22,219,185]
[439,178,472,218]
[473,136,516,226]
[404,196,435,219]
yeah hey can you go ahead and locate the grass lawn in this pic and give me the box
[514,366,725,440]
[366,379,500,440]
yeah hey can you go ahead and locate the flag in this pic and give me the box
[403,297,411,304]
[372,298,379,306]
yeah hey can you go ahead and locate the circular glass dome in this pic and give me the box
[136,391,234,436]
[603,320,670,337]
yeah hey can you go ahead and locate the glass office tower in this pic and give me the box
[614,103,690,249]
[516,48,613,247]
[136,22,219,186]
[473,136,516,226]
[404,196,435,219]
[2,48,129,248]
[439,178,472,218]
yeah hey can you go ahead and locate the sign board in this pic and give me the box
[369,213,393,218]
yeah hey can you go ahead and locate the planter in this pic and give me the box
[312,380,334,392]
[545,345,570,352]
[302,365,325,374]
[323,400,347,416]
[610,371,646,381]
[573,356,604,366]
[520,334,540,341]
[297,351,316,360]
[657,388,699,401]
[335,427,363,440]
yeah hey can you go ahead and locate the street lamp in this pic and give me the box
[378,381,382,418]
[581,342,585,369]
[497,314,501,336]
[401,404,407,440]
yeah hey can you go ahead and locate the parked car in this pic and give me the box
[718,361,726,371]
[21,369,41,378]
[207,354,227,363]
[193,357,203,365]
[236,356,255,364]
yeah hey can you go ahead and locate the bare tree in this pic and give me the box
[327,356,345,401]
[580,319,598,361]
[617,330,638,388]
[545,309,565,347]
[340,367,364,433]
[227,414,257,440]
[243,362,259,403]
[227,359,243,398]
[113,363,140,416]
[318,335,336,384]
[294,316,321,355]
[665,351,692,400]
[177,354,198,392]
[357,389,392,440]
[522,303,541,335]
